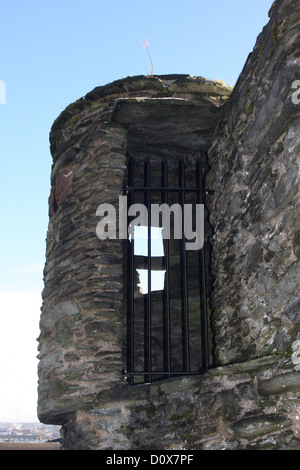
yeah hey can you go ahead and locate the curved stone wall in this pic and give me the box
[38,75,229,425]
[38,0,300,450]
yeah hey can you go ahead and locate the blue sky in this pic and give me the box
[0,0,273,422]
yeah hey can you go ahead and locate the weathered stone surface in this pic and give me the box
[38,0,300,451]
[230,414,291,440]
[208,391,242,421]
[112,97,221,152]
[207,0,300,365]
[55,355,300,450]
[38,74,230,432]
[258,372,300,395]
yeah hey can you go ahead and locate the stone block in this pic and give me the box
[258,372,300,396]
[230,414,291,440]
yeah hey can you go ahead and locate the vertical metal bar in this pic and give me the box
[197,159,209,372]
[127,157,135,385]
[144,158,152,382]
[162,159,171,373]
[179,160,190,371]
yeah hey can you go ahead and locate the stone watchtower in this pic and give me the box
[38,0,300,450]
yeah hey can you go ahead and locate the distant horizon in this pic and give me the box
[0,421,57,425]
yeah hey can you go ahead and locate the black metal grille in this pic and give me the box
[123,157,209,385]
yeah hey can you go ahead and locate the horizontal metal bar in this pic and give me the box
[123,186,213,194]
[123,370,205,376]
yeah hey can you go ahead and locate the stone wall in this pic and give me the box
[38,0,300,450]
[207,0,300,366]
[60,355,300,450]
[38,75,229,427]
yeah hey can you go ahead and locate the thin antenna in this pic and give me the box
[142,39,153,77]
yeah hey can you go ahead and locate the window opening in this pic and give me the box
[123,157,209,385]
[131,226,165,257]
[136,269,166,295]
